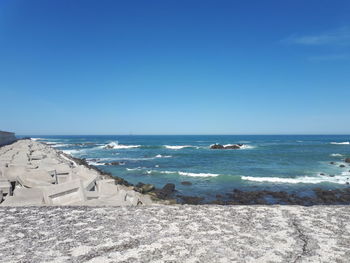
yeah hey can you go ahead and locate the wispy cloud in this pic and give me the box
[283,27,350,46]
[308,54,350,61]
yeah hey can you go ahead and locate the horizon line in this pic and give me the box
[17,134,350,136]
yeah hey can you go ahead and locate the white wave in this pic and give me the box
[164,145,194,150]
[242,173,350,185]
[239,145,255,149]
[157,170,220,177]
[52,144,70,148]
[87,161,106,166]
[330,153,343,157]
[31,138,44,141]
[330,142,349,145]
[126,167,143,171]
[178,172,220,177]
[45,141,58,145]
[62,149,80,155]
[102,141,140,149]
[155,154,172,158]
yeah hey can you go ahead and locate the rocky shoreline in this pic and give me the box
[78,152,350,206]
[2,139,350,206]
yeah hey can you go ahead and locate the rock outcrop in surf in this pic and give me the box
[210,143,244,149]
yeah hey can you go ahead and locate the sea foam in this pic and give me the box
[102,141,140,149]
[164,145,195,150]
[241,173,350,185]
[330,153,343,157]
[330,142,350,145]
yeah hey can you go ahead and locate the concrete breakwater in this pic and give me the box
[0,205,349,262]
[0,139,153,206]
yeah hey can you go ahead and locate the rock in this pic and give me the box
[104,145,114,149]
[210,143,243,149]
[345,158,350,163]
[330,162,336,165]
[106,161,125,166]
[178,195,204,205]
[181,181,192,186]
[210,144,224,149]
[320,173,325,176]
[114,176,133,187]
[216,194,223,199]
[141,184,155,193]
[224,144,241,149]
[340,165,346,168]
[155,183,176,199]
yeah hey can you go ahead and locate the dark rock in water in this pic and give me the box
[345,158,350,163]
[104,145,114,149]
[224,144,241,149]
[155,183,176,199]
[106,161,125,166]
[134,182,155,193]
[320,173,325,176]
[210,143,243,149]
[210,199,225,205]
[340,165,346,168]
[139,184,155,193]
[178,195,204,205]
[210,144,224,149]
[163,183,175,193]
[216,194,223,199]
[114,176,133,187]
[329,175,335,177]
[181,181,192,186]
[136,182,145,188]
[330,162,336,165]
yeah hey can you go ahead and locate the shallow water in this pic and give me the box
[26,135,350,200]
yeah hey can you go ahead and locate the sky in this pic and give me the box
[0,0,349,135]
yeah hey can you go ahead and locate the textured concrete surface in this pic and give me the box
[0,205,350,262]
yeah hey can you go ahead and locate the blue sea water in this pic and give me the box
[27,135,350,200]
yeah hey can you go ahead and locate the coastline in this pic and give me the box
[2,138,350,206]
[1,139,350,261]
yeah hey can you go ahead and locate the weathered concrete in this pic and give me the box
[0,205,349,262]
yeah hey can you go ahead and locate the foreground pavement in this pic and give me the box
[0,205,349,262]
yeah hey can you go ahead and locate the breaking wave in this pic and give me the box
[330,142,349,145]
[164,145,197,150]
[102,141,141,149]
[330,153,343,157]
[241,173,350,185]
[155,154,172,158]
[62,149,81,155]
[150,170,220,177]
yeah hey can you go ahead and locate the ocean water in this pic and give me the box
[28,135,350,200]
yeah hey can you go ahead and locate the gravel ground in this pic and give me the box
[0,205,350,262]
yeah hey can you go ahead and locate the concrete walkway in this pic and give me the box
[0,205,349,262]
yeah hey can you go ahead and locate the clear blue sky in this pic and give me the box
[1,0,349,135]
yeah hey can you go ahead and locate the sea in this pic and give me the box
[26,135,350,201]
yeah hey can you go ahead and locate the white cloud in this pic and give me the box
[284,27,350,46]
